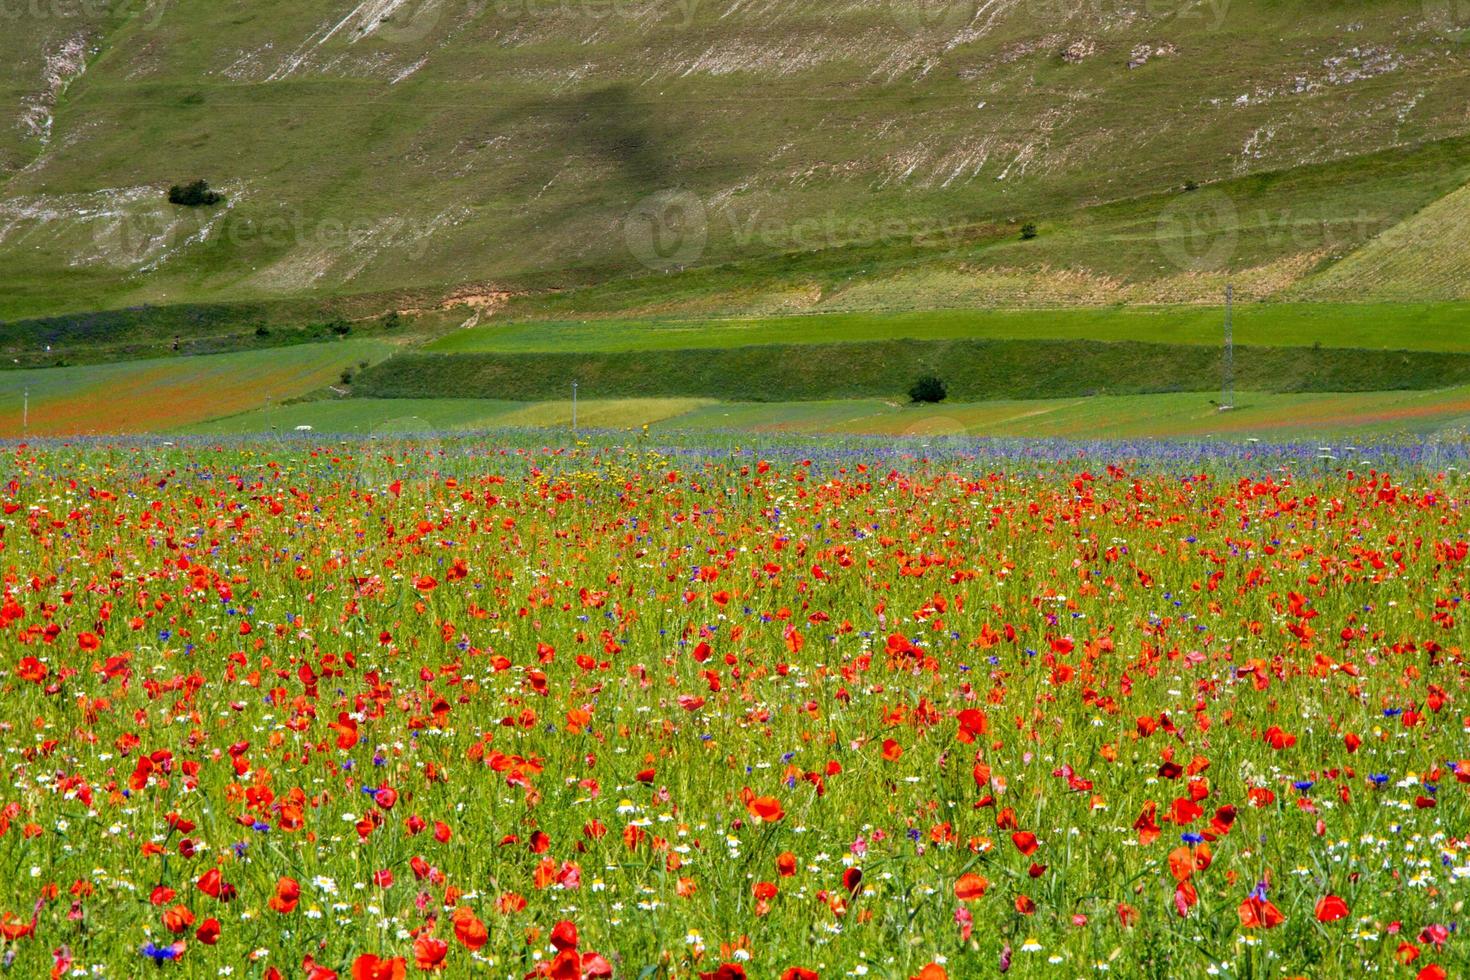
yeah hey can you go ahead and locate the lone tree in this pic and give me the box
[1019,222,1038,240]
[167,179,224,207]
[908,373,947,404]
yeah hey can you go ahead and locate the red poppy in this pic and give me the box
[747,796,784,823]
[1315,895,1349,923]
[954,873,988,901]
[268,876,300,914]
[352,955,408,980]
[699,966,746,980]
[550,920,579,951]
[1238,896,1285,929]
[195,918,221,945]
[412,936,448,971]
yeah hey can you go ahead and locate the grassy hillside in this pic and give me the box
[180,388,1470,439]
[353,339,1470,402]
[1297,178,1470,301]
[427,302,1470,354]
[6,0,1470,322]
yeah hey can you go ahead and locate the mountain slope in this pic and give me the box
[1296,177,1470,300]
[5,0,1470,321]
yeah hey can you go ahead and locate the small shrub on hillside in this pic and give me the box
[328,318,351,336]
[167,180,224,207]
[908,373,947,404]
[339,367,354,386]
[1019,222,1038,240]
[381,312,402,331]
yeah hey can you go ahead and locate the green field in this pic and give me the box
[428,302,1470,354]
[357,338,1470,403]
[181,396,715,437]
[0,338,391,437]
[179,386,1470,440]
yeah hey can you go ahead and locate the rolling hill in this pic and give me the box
[7,0,1470,440]
[6,0,1470,325]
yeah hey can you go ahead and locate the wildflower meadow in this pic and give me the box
[1,435,1467,980]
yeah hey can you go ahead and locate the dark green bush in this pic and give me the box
[908,373,947,403]
[167,179,224,207]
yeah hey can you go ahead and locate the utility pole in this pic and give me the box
[1221,283,1234,411]
[571,381,578,432]
[22,389,28,433]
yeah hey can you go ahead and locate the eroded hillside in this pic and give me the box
[5,0,1470,318]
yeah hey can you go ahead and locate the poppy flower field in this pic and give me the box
[1,436,1468,980]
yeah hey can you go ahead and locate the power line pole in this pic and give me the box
[571,381,578,432]
[1221,283,1234,411]
[22,389,28,433]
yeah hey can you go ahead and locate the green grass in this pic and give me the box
[355,339,1470,403]
[669,388,1470,438]
[181,396,713,436]
[174,387,1470,439]
[429,302,1470,355]
[1299,178,1470,301]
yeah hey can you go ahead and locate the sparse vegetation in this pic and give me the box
[1019,222,1038,240]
